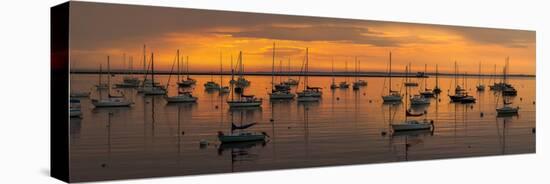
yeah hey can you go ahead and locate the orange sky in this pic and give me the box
[69,2,536,75]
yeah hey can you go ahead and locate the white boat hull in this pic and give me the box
[392,122,432,131]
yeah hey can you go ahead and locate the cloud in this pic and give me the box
[212,24,405,47]
[448,27,535,48]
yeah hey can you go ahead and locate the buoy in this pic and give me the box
[181,131,185,135]
[520,97,523,101]
[101,163,107,168]
[363,93,366,96]
[533,101,536,105]
[532,128,536,134]
[369,100,372,103]
[305,107,309,111]
[381,131,387,136]
[424,110,428,114]
[270,118,274,122]
[470,105,474,109]
[438,99,441,102]
[480,112,484,117]
[215,105,218,109]
[336,97,340,101]
[288,126,291,129]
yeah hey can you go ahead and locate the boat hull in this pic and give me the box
[382,95,402,102]
[392,123,432,131]
[218,134,266,143]
[227,101,262,107]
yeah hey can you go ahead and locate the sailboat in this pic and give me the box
[419,64,435,97]
[404,62,418,87]
[204,72,221,91]
[282,57,299,86]
[218,111,266,143]
[219,53,230,94]
[476,62,485,91]
[392,84,433,131]
[448,62,475,103]
[177,56,197,87]
[95,64,109,89]
[227,51,263,108]
[229,53,251,88]
[501,57,517,96]
[382,52,402,102]
[352,57,360,90]
[338,60,350,89]
[354,58,367,87]
[432,64,442,94]
[297,48,322,102]
[409,65,430,105]
[92,56,132,107]
[496,95,519,116]
[330,57,338,89]
[269,43,295,100]
[165,50,198,103]
[142,53,167,95]
[69,98,82,118]
[116,54,140,88]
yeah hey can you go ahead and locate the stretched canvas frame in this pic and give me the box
[51,1,536,182]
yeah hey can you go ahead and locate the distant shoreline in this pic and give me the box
[70,70,535,78]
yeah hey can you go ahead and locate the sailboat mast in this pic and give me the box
[435,64,439,88]
[177,49,180,82]
[478,62,481,85]
[424,64,427,89]
[98,64,102,86]
[151,53,155,86]
[220,52,223,87]
[231,54,235,101]
[331,57,335,84]
[305,48,309,90]
[107,56,111,95]
[271,42,275,90]
[389,52,392,93]
[143,45,146,76]
[186,56,190,79]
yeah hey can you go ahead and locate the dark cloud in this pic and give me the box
[69,1,535,51]
[449,27,535,48]
[213,25,402,47]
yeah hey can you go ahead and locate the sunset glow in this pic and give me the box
[69,2,535,75]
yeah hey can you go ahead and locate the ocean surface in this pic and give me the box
[69,74,536,182]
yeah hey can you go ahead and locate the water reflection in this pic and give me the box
[68,74,535,181]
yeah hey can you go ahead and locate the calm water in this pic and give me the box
[69,74,536,182]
